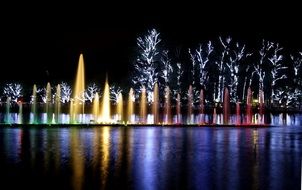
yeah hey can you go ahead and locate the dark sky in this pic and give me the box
[1,2,301,86]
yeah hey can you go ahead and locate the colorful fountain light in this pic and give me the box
[99,78,111,123]
[70,54,85,124]
[0,53,271,126]
[139,86,147,124]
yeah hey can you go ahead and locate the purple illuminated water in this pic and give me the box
[0,125,301,189]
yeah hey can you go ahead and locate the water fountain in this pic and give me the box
[176,93,181,124]
[0,52,279,127]
[164,86,171,124]
[100,79,111,123]
[152,83,159,124]
[18,101,23,124]
[54,84,61,124]
[246,87,252,124]
[139,86,146,124]
[127,88,134,124]
[92,93,99,122]
[45,82,52,124]
[30,85,38,124]
[199,89,205,124]
[70,54,85,123]
[213,105,217,124]
[187,85,193,124]
[4,97,11,124]
[116,92,123,122]
[223,87,230,124]
[236,102,241,125]
[259,89,264,124]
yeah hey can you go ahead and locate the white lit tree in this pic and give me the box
[160,50,173,86]
[273,87,302,108]
[3,83,23,103]
[60,82,72,103]
[189,41,214,103]
[215,36,251,103]
[215,37,229,102]
[253,40,274,99]
[85,83,99,103]
[132,29,162,103]
[290,52,302,87]
[189,41,214,88]
[269,43,286,98]
[110,84,122,104]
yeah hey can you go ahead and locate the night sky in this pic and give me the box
[1,3,301,86]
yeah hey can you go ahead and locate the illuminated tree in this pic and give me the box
[189,41,213,88]
[60,82,72,103]
[269,43,286,98]
[215,37,251,102]
[3,83,23,102]
[189,41,214,103]
[110,84,122,104]
[132,29,162,103]
[85,83,99,103]
[160,50,173,86]
[290,52,302,87]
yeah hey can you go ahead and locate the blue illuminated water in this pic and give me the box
[0,126,301,189]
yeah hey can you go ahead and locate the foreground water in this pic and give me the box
[0,126,301,190]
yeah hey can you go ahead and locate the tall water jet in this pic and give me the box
[30,85,38,124]
[139,86,147,124]
[54,84,61,124]
[127,88,135,124]
[4,97,11,124]
[70,54,85,123]
[152,83,159,124]
[223,87,230,124]
[213,106,217,124]
[164,86,171,124]
[18,101,23,124]
[246,87,253,124]
[236,102,241,125]
[199,89,205,124]
[187,85,193,124]
[100,78,111,123]
[176,93,181,124]
[92,93,99,122]
[45,82,52,124]
[259,89,264,124]
[116,92,123,122]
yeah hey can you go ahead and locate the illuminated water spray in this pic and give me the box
[93,93,99,122]
[164,86,171,124]
[176,93,181,124]
[46,82,52,124]
[30,84,38,124]
[223,87,230,124]
[152,83,159,124]
[246,87,252,124]
[5,97,10,124]
[139,86,147,124]
[117,92,123,122]
[100,79,111,123]
[54,84,61,124]
[187,85,193,124]
[127,88,135,124]
[70,54,85,123]
[199,89,205,124]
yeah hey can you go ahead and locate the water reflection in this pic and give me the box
[0,126,301,189]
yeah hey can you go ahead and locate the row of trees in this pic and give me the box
[0,82,122,105]
[132,29,302,108]
[1,28,302,110]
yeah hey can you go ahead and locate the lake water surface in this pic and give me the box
[0,126,301,190]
